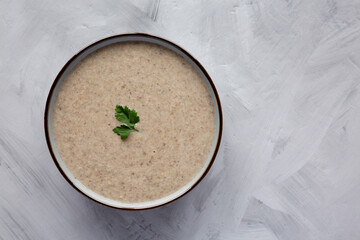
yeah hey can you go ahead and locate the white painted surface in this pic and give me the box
[1,0,360,239]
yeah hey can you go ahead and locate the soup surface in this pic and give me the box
[52,41,216,203]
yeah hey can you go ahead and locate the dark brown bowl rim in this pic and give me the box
[44,33,223,210]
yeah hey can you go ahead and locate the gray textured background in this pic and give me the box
[1,0,360,239]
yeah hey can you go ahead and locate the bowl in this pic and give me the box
[44,33,222,210]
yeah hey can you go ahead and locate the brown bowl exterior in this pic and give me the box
[44,33,223,210]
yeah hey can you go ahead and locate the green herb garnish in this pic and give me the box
[112,105,140,140]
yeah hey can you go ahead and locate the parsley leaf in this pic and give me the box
[115,105,140,129]
[113,125,136,139]
[113,105,140,140]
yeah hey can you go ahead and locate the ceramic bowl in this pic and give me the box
[44,33,223,210]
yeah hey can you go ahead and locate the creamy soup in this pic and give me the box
[52,42,216,203]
